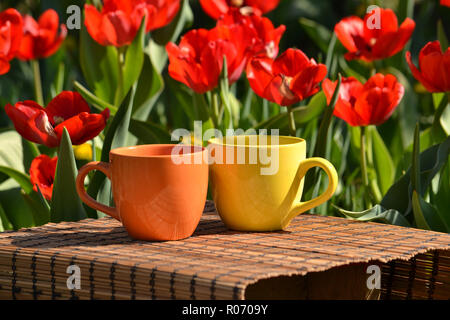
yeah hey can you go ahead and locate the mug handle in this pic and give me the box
[76,161,120,221]
[288,157,338,219]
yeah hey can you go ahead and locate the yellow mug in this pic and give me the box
[208,135,338,231]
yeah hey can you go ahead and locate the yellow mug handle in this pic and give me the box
[288,157,338,219]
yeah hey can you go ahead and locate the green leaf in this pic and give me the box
[432,92,450,135]
[36,184,51,213]
[411,123,421,193]
[0,181,35,229]
[336,205,411,227]
[121,17,146,105]
[0,201,13,231]
[298,17,332,53]
[325,34,337,78]
[338,56,366,83]
[434,162,450,227]
[370,126,395,195]
[129,119,172,144]
[152,0,193,45]
[132,52,165,120]
[50,128,87,223]
[412,191,448,232]
[0,166,33,194]
[0,131,26,173]
[382,136,450,213]
[74,81,117,114]
[21,138,40,172]
[420,136,450,192]
[437,20,449,53]
[294,92,328,124]
[167,78,196,122]
[50,62,65,99]
[85,85,137,218]
[22,191,50,227]
[111,85,137,150]
[80,13,119,104]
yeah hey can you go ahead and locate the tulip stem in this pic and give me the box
[114,48,125,107]
[31,60,44,105]
[287,106,296,136]
[360,126,369,191]
[211,91,220,129]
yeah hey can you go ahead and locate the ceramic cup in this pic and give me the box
[208,135,338,231]
[76,145,208,241]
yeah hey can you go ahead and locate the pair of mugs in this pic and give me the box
[76,136,338,241]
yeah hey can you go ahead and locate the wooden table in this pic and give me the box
[0,202,449,300]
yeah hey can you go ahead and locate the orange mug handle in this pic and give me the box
[76,161,120,221]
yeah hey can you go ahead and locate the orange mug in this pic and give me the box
[76,145,208,241]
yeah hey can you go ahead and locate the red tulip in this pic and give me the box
[85,0,180,47]
[166,28,247,93]
[322,74,404,127]
[17,9,66,60]
[406,41,450,93]
[29,154,57,201]
[200,0,280,20]
[217,8,285,59]
[334,8,415,61]
[0,9,23,75]
[246,48,327,106]
[441,0,450,7]
[5,91,110,148]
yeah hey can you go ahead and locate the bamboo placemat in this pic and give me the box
[0,201,449,300]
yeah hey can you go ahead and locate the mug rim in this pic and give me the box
[110,144,206,159]
[208,135,305,148]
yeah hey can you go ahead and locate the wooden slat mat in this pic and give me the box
[0,201,449,300]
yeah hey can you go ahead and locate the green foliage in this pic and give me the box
[80,20,119,105]
[50,128,87,222]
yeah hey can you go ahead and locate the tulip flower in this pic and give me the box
[200,0,280,20]
[322,74,405,127]
[334,8,415,61]
[29,155,57,201]
[323,74,404,203]
[4,91,110,148]
[0,8,23,75]
[406,41,450,93]
[247,48,327,107]
[17,9,67,60]
[441,0,450,7]
[247,48,327,135]
[15,9,66,105]
[217,8,285,59]
[85,0,181,47]
[166,28,247,93]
